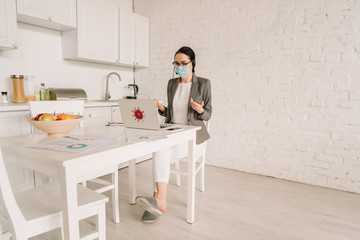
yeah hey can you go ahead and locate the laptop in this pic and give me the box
[118,99,173,130]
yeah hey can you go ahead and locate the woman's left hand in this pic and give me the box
[190,98,204,114]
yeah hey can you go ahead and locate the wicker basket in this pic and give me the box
[28,115,83,136]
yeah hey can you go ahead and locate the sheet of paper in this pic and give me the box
[115,134,127,142]
[125,130,166,142]
[28,135,110,153]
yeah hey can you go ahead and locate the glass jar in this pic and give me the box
[24,75,36,102]
[10,75,25,103]
[1,92,8,103]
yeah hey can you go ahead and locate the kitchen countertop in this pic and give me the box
[0,100,119,112]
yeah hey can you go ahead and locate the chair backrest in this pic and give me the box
[0,148,27,239]
[195,119,210,160]
[28,100,84,117]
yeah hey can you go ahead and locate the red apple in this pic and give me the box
[34,113,44,121]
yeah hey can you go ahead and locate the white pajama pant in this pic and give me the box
[152,141,206,190]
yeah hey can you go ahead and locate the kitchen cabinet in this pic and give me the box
[111,106,122,123]
[119,9,149,67]
[62,0,119,64]
[0,0,17,50]
[62,0,149,67]
[134,13,150,67]
[83,107,112,127]
[16,0,76,31]
[0,111,34,193]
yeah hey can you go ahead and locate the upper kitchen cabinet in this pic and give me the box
[16,0,76,31]
[62,0,119,63]
[119,9,149,67]
[134,14,149,67]
[0,0,17,50]
[62,0,149,68]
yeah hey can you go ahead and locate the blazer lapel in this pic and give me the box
[190,74,198,98]
[188,74,199,112]
[168,78,180,108]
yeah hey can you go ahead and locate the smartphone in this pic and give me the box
[166,127,183,131]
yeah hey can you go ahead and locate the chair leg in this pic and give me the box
[112,167,120,224]
[199,156,205,192]
[0,224,11,240]
[60,226,64,240]
[97,204,106,240]
[128,159,136,204]
[175,161,181,187]
[41,174,50,184]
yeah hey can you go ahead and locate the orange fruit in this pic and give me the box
[57,113,64,120]
[61,114,75,120]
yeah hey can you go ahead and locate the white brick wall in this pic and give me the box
[134,0,360,193]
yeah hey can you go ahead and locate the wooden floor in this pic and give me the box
[32,160,360,240]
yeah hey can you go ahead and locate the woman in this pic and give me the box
[136,46,212,222]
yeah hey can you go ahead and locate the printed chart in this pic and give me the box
[29,136,110,153]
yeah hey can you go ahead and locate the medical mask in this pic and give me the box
[175,65,190,78]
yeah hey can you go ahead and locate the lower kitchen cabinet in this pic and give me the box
[83,106,112,126]
[84,106,123,125]
[0,111,35,193]
[111,106,122,122]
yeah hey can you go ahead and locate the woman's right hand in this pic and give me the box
[154,98,165,112]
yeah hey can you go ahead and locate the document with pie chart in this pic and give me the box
[28,136,110,153]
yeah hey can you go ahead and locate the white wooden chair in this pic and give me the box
[1,223,11,240]
[28,100,120,224]
[171,120,210,192]
[0,147,108,240]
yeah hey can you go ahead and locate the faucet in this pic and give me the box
[105,72,121,101]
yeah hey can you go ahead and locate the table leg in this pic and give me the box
[112,165,120,224]
[60,167,80,240]
[187,137,196,224]
[129,159,137,204]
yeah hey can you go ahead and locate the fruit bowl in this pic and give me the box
[27,115,84,136]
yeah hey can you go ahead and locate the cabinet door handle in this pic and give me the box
[13,43,18,48]
[48,17,53,22]
[88,113,93,117]
[25,113,31,118]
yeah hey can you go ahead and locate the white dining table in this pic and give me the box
[0,124,200,240]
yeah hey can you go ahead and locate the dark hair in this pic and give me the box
[175,46,196,73]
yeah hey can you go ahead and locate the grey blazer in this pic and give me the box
[159,74,212,144]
